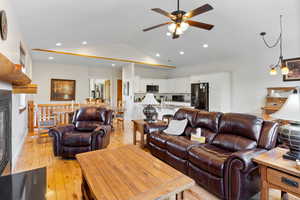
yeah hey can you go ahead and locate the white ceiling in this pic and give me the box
[11,0,300,69]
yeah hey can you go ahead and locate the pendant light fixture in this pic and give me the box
[260,15,289,76]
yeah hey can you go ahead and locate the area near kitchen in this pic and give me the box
[122,64,231,120]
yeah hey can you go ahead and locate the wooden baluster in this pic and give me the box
[28,101,35,136]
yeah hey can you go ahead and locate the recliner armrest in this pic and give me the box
[49,124,75,156]
[91,125,112,149]
[226,148,267,173]
[92,125,112,137]
[144,121,168,134]
[49,124,75,137]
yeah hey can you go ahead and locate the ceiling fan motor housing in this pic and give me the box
[171,10,186,22]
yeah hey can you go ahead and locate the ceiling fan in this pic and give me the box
[143,0,214,39]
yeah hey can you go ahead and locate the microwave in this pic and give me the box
[146,85,159,93]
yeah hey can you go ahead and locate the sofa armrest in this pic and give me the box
[226,148,267,173]
[144,121,168,134]
[91,125,112,149]
[104,110,114,125]
[49,124,75,156]
[225,148,267,200]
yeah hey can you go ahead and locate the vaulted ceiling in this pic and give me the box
[11,0,300,69]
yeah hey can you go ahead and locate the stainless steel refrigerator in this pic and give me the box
[191,83,209,111]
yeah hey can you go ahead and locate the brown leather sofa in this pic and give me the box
[146,108,278,200]
[49,107,113,158]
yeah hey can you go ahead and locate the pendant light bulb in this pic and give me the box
[270,68,277,76]
[281,65,289,75]
[168,23,176,33]
[180,22,189,32]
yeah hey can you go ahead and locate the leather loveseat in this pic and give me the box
[146,108,278,200]
[49,106,113,158]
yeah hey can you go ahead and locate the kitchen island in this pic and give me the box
[132,101,193,120]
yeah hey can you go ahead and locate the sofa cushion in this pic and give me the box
[212,134,257,152]
[194,111,222,133]
[188,144,232,177]
[147,132,172,149]
[166,136,199,159]
[62,131,92,147]
[218,113,263,141]
[174,108,198,128]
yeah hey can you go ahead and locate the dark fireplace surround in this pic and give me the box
[0,90,12,175]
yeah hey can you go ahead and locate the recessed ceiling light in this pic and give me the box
[56,42,62,46]
[82,41,87,45]
[48,56,54,60]
[166,32,172,36]
[112,64,116,67]
[203,44,208,48]
[156,53,160,57]
[179,51,185,55]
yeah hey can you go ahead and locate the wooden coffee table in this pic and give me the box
[76,145,195,200]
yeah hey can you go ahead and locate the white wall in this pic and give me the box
[0,0,33,168]
[32,61,121,105]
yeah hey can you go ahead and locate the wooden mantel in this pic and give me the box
[0,52,37,93]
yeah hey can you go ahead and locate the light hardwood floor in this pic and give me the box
[14,121,297,200]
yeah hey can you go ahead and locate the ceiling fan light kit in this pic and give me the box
[143,0,214,39]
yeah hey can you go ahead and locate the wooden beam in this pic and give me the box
[32,49,176,69]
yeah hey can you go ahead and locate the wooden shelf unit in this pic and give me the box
[262,87,295,115]
[13,84,38,94]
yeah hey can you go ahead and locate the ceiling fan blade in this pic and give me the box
[185,4,213,19]
[151,8,175,19]
[186,20,214,30]
[143,22,172,32]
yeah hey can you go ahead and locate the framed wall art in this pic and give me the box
[283,57,300,81]
[50,79,76,101]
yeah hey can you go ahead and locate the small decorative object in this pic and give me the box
[141,93,159,122]
[123,81,130,96]
[283,58,300,81]
[272,87,300,160]
[0,10,7,40]
[260,15,289,76]
[51,79,76,101]
[20,42,26,70]
[191,128,206,143]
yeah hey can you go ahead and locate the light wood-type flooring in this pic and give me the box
[14,121,298,200]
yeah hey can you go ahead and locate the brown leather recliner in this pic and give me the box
[146,108,279,200]
[49,107,113,158]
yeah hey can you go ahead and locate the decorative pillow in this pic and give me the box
[164,119,188,136]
